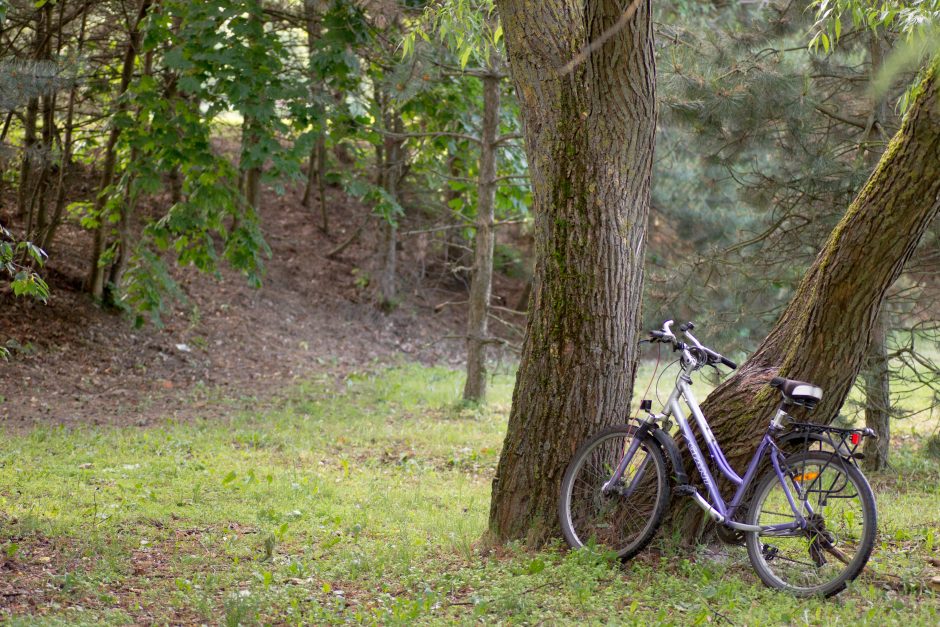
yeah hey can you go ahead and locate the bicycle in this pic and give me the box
[558,320,878,597]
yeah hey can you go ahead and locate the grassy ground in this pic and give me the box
[1,364,938,625]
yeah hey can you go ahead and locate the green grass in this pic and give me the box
[1,364,938,625]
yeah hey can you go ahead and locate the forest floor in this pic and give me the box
[0,181,524,431]
[0,365,938,625]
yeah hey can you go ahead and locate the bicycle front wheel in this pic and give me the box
[745,450,877,597]
[558,425,670,560]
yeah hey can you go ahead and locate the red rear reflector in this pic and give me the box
[851,433,860,445]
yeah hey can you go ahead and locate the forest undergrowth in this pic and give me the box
[1,364,937,625]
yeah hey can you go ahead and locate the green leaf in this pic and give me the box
[459,46,472,70]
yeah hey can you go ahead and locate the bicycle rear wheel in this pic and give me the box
[558,425,670,560]
[745,450,877,597]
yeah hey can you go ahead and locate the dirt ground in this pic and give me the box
[0,182,525,430]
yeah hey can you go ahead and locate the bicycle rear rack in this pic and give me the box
[787,422,876,465]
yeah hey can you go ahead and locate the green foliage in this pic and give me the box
[97,0,317,323]
[404,0,503,70]
[0,225,49,341]
[343,175,405,225]
[0,59,65,111]
[809,0,940,109]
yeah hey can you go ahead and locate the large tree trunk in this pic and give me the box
[462,72,500,403]
[488,0,656,544]
[695,67,940,515]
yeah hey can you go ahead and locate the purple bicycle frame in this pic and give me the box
[607,371,806,535]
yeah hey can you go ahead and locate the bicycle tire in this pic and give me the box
[744,450,877,597]
[558,425,670,560]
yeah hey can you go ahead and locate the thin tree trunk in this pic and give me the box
[303,133,328,232]
[15,97,39,219]
[42,1,88,251]
[863,311,891,470]
[32,1,56,239]
[87,0,153,298]
[244,164,262,212]
[379,220,397,308]
[377,107,403,310]
[860,32,893,471]
[301,0,330,234]
[240,115,263,212]
[16,7,45,220]
[105,48,154,305]
[317,134,328,232]
[691,68,940,533]
[463,72,500,403]
[488,0,656,544]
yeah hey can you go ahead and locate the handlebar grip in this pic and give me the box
[720,356,737,370]
[678,321,695,332]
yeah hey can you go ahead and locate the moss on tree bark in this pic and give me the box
[488,0,656,544]
[673,66,940,539]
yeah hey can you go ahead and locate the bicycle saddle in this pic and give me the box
[770,376,823,408]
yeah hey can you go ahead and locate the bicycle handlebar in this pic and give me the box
[647,319,737,371]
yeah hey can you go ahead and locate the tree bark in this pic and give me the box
[302,0,329,234]
[16,8,44,220]
[863,311,891,470]
[42,1,89,252]
[860,33,893,472]
[104,47,154,305]
[462,73,500,403]
[32,0,56,241]
[87,0,153,299]
[695,67,940,509]
[488,0,656,544]
[377,106,403,310]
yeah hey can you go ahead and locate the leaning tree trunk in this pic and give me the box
[462,72,500,403]
[488,0,656,544]
[689,67,940,536]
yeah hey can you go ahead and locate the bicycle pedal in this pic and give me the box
[673,484,697,496]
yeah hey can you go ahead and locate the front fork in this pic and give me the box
[601,422,653,496]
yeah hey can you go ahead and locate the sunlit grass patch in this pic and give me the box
[0,364,937,624]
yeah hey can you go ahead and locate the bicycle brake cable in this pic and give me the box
[635,343,661,419]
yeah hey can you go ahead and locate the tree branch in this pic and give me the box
[559,0,643,75]
[813,104,869,130]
